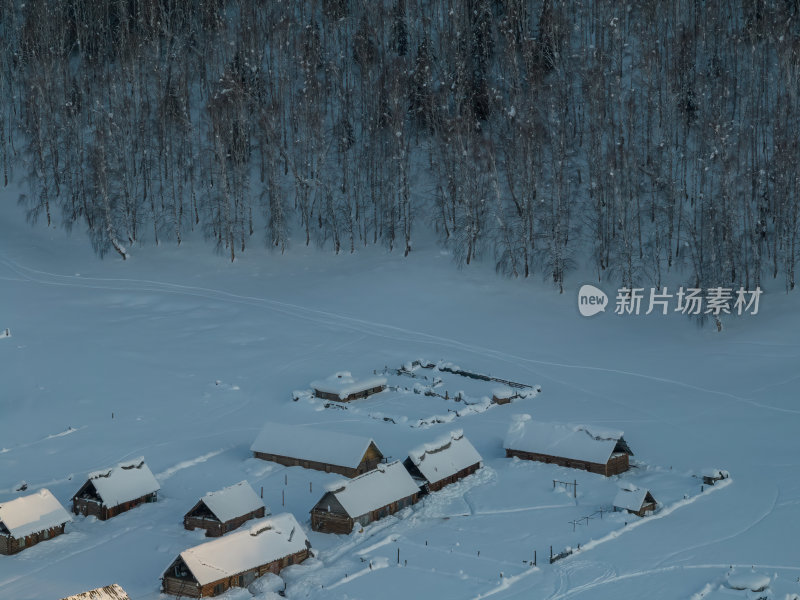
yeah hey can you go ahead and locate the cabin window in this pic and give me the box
[18,537,25,548]
[214,583,224,594]
[42,529,49,540]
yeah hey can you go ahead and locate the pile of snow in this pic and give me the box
[407,430,482,485]
[0,489,72,538]
[84,458,160,508]
[310,372,387,399]
[178,513,308,586]
[322,461,419,518]
[247,572,284,596]
[251,422,378,469]
[199,481,266,523]
[726,569,770,592]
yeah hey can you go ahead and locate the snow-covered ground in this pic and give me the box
[2,196,799,600]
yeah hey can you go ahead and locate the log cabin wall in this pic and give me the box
[427,463,480,492]
[253,451,361,478]
[0,524,66,555]
[505,449,629,477]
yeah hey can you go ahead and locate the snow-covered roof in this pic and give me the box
[251,421,378,469]
[200,481,265,523]
[492,386,515,399]
[702,468,729,479]
[0,488,72,538]
[84,458,160,508]
[310,371,387,399]
[322,461,419,518]
[504,415,629,465]
[612,486,653,511]
[60,584,130,600]
[178,513,308,586]
[408,430,482,485]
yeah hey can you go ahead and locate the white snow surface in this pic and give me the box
[310,372,387,399]
[251,421,377,469]
[323,461,419,518]
[612,486,652,512]
[0,488,72,538]
[408,430,482,485]
[60,583,130,600]
[2,198,800,600]
[178,513,308,586]
[504,416,624,464]
[85,458,160,508]
[199,480,265,523]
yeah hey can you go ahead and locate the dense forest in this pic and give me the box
[1,0,798,293]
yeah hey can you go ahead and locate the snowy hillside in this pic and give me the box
[2,196,799,600]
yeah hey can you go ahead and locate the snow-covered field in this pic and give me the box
[2,196,800,600]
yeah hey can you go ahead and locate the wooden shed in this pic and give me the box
[60,583,131,600]
[491,387,520,405]
[310,461,419,534]
[184,481,267,537]
[504,415,632,477]
[251,421,383,478]
[613,486,657,517]
[162,513,310,598]
[310,371,387,402]
[71,457,160,520]
[0,488,72,555]
[702,469,730,486]
[403,430,482,493]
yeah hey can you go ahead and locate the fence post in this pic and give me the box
[574,480,577,499]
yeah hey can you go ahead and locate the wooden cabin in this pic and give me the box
[162,513,310,598]
[251,422,383,478]
[71,457,160,520]
[504,415,632,477]
[491,387,520,405]
[60,584,130,600]
[403,430,482,493]
[184,481,266,537]
[613,487,657,517]
[310,461,419,534]
[310,371,387,402]
[0,489,72,555]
